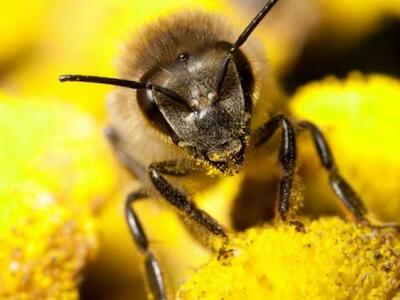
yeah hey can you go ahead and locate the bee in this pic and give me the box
[59,0,399,299]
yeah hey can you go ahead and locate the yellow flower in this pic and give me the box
[0,183,97,300]
[0,94,119,298]
[178,218,400,300]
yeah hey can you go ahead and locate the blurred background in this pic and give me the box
[1,0,399,299]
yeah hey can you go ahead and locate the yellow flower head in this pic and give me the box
[178,218,400,300]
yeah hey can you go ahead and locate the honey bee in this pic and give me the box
[59,0,398,298]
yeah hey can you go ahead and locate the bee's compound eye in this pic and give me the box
[137,89,179,143]
[178,53,189,62]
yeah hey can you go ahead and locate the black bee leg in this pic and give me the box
[298,121,369,223]
[125,189,171,300]
[148,161,227,240]
[106,128,170,299]
[107,129,220,232]
[255,115,297,221]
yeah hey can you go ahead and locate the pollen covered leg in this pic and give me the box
[148,161,227,245]
[125,190,171,300]
[255,115,298,221]
[277,117,297,221]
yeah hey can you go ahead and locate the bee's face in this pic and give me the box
[137,46,253,174]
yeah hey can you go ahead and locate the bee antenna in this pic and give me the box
[230,0,280,54]
[215,0,280,93]
[59,74,185,104]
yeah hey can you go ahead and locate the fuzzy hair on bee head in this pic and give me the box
[119,12,237,80]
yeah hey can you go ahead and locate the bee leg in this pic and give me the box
[255,115,297,221]
[148,161,227,239]
[125,189,171,300]
[106,128,171,299]
[106,128,218,232]
[297,121,372,223]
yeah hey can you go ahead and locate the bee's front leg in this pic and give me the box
[255,114,297,222]
[148,161,227,239]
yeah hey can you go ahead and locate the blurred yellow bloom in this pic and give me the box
[0,0,51,67]
[0,93,118,208]
[0,94,119,298]
[318,0,400,39]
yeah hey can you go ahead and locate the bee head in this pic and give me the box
[136,44,253,174]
